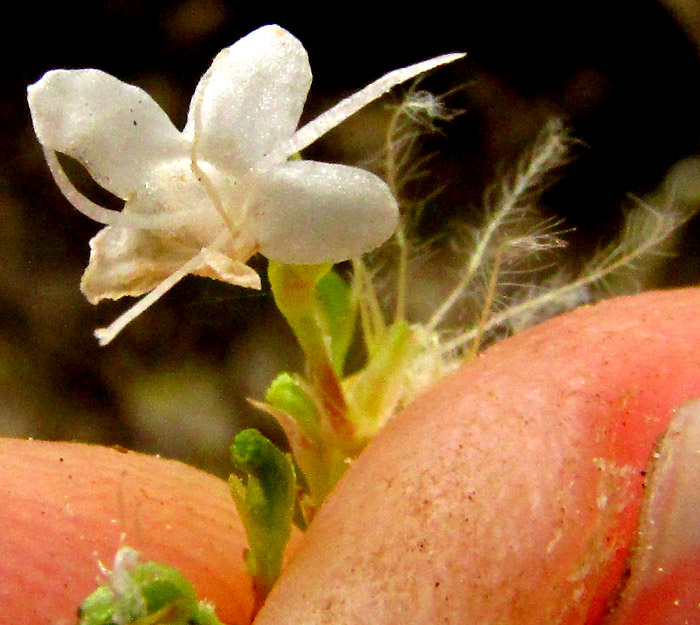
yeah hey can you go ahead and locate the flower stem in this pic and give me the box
[267,261,355,440]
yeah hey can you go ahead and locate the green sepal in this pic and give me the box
[315,269,356,375]
[267,262,355,377]
[229,429,296,604]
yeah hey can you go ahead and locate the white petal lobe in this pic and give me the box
[186,25,312,170]
[253,161,399,264]
[27,69,185,198]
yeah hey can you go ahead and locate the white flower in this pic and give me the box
[28,25,463,345]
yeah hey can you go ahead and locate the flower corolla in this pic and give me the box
[28,25,463,344]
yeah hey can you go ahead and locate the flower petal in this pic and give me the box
[80,226,195,303]
[252,161,398,264]
[89,228,258,346]
[27,69,186,198]
[185,25,311,171]
[199,249,262,289]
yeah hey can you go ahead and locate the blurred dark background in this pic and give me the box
[3,0,700,475]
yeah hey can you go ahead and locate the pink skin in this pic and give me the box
[2,289,700,624]
[605,398,700,624]
[255,288,700,624]
[607,557,700,624]
[0,440,263,625]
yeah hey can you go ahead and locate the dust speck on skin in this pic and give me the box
[546,529,564,554]
[567,559,593,584]
[591,457,637,515]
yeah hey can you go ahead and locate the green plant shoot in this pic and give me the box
[263,262,425,508]
[259,372,349,509]
[229,428,297,610]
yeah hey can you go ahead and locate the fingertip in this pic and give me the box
[0,439,254,625]
[605,399,700,624]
